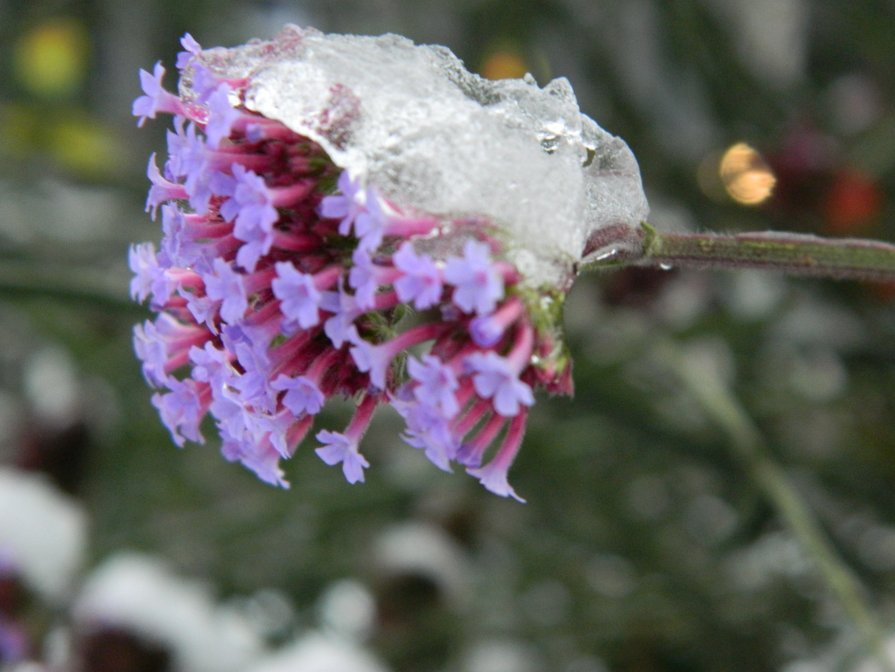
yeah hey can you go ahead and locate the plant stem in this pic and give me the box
[658,342,894,671]
[581,222,895,282]
[0,261,140,313]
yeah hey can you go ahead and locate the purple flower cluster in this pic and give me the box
[130,35,572,499]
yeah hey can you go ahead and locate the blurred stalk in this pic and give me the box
[581,222,895,283]
[0,259,138,313]
[659,341,894,671]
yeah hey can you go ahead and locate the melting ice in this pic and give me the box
[184,25,649,288]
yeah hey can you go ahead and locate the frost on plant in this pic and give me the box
[129,26,649,499]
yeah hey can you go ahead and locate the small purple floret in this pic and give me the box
[253,410,298,458]
[234,223,274,272]
[319,171,364,235]
[146,153,186,220]
[469,314,504,347]
[203,258,247,324]
[176,33,201,70]
[272,261,322,330]
[271,374,325,416]
[166,118,204,179]
[353,188,387,251]
[221,434,289,488]
[444,240,504,316]
[348,333,390,389]
[465,351,534,417]
[408,355,459,417]
[393,242,443,309]
[321,288,361,348]
[184,159,219,215]
[133,320,170,388]
[315,430,370,484]
[205,84,241,148]
[210,381,248,441]
[393,397,456,472]
[152,378,206,447]
[182,291,217,331]
[217,165,277,233]
[189,342,230,385]
[467,459,526,502]
[221,324,274,412]
[160,204,206,268]
[133,61,173,127]
[128,242,162,303]
[190,64,221,104]
[348,248,379,310]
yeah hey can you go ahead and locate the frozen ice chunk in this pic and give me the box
[184,25,649,288]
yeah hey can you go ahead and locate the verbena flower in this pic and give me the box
[130,26,649,499]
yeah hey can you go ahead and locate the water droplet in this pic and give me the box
[538,132,560,154]
[594,247,620,262]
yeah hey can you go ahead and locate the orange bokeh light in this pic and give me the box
[719,142,777,206]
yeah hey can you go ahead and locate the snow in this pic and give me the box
[0,468,87,603]
[184,25,649,288]
[72,552,262,672]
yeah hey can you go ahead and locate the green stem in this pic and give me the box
[0,261,140,313]
[581,222,895,282]
[659,342,893,670]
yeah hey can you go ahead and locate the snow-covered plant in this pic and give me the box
[129,26,649,499]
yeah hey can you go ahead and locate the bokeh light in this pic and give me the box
[13,18,90,99]
[719,142,777,205]
[480,48,529,80]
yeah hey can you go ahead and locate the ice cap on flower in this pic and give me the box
[180,24,649,288]
[130,26,649,500]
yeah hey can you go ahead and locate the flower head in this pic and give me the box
[129,26,649,499]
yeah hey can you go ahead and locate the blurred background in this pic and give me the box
[1,1,895,670]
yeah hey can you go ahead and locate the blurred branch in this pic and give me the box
[0,259,139,313]
[658,340,895,671]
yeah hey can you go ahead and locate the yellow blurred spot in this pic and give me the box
[1,103,121,176]
[719,142,776,205]
[14,18,90,98]
[0,104,39,157]
[49,116,121,175]
[481,50,529,80]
